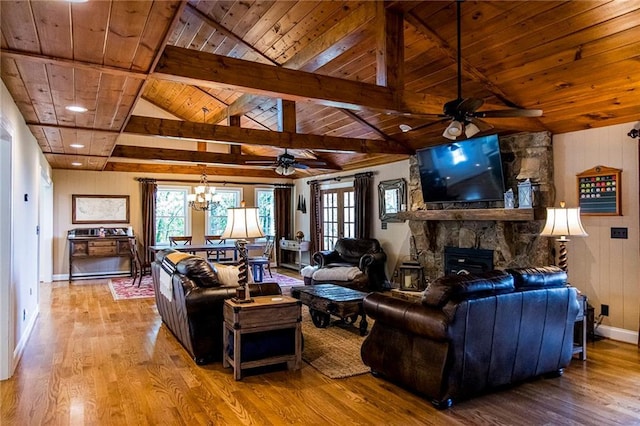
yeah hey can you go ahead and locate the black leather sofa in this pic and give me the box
[311,238,388,291]
[361,266,579,408]
[151,249,282,365]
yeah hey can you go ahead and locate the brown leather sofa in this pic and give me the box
[151,249,281,365]
[311,238,388,291]
[361,266,579,408]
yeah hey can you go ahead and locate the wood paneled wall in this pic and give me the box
[553,122,639,337]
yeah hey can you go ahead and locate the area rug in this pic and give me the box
[269,271,304,295]
[300,306,370,379]
[108,275,154,300]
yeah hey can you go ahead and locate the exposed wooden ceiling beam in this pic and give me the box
[110,145,341,169]
[154,45,445,115]
[124,116,413,155]
[27,123,120,135]
[376,5,404,91]
[103,162,288,178]
[0,48,147,79]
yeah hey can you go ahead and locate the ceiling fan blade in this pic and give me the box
[475,108,543,118]
[245,160,276,165]
[293,163,309,169]
[458,98,484,114]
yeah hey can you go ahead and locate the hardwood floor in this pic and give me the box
[2,272,640,425]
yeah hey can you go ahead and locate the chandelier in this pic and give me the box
[188,172,220,211]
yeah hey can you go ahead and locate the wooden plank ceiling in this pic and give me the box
[1,1,639,178]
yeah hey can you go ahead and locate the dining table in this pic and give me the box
[148,241,265,263]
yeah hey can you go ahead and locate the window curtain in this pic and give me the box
[354,172,372,239]
[140,179,157,272]
[274,186,292,264]
[309,181,321,260]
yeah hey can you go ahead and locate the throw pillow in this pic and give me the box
[213,264,254,287]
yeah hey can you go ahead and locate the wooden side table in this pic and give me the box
[573,294,588,361]
[223,295,302,380]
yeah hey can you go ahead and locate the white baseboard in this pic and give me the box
[12,305,39,377]
[52,271,130,282]
[596,324,639,345]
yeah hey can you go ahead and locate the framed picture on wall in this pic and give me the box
[576,166,622,216]
[72,194,130,224]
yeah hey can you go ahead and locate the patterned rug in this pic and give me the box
[107,271,302,301]
[108,275,154,300]
[269,271,304,295]
[300,306,370,379]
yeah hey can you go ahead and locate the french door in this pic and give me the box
[321,188,355,250]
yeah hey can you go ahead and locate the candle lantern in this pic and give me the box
[517,178,540,208]
[399,262,425,291]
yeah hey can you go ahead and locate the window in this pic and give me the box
[155,186,190,244]
[321,187,355,250]
[206,189,242,235]
[255,188,275,237]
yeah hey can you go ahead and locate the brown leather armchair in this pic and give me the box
[361,266,579,408]
[151,249,282,365]
[311,238,388,291]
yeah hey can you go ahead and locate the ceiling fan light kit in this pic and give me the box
[275,164,296,176]
[443,120,463,140]
[464,122,481,138]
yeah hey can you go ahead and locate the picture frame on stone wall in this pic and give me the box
[576,166,621,216]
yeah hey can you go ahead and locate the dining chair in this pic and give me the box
[169,236,194,254]
[204,235,233,263]
[169,236,193,246]
[128,237,144,287]
[248,236,275,283]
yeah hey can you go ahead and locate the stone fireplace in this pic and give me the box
[405,132,555,282]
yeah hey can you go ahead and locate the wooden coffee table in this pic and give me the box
[291,284,369,336]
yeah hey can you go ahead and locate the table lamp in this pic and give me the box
[540,201,588,272]
[220,201,264,302]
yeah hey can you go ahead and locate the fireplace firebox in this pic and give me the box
[444,247,494,275]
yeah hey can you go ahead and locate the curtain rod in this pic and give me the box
[136,177,293,187]
[306,171,374,185]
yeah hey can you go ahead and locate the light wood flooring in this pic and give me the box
[2,271,640,425]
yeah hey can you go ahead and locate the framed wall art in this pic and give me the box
[72,194,130,224]
[576,166,621,216]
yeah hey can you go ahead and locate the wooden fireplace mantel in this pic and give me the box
[396,208,537,222]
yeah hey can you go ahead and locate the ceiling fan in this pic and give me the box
[399,0,542,139]
[247,149,326,176]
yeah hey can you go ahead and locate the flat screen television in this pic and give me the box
[416,134,506,203]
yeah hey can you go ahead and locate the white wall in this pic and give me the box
[0,80,52,379]
[554,123,639,342]
[293,160,412,284]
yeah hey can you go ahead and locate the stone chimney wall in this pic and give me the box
[406,132,555,282]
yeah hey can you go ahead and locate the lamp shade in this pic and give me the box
[540,205,588,238]
[220,207,264,239]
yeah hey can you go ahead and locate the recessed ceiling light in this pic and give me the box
[70,143,84,148]
[399,124,412,133]
[71,162,82,166]
[65,105,87,113]
[68,0,89,3]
